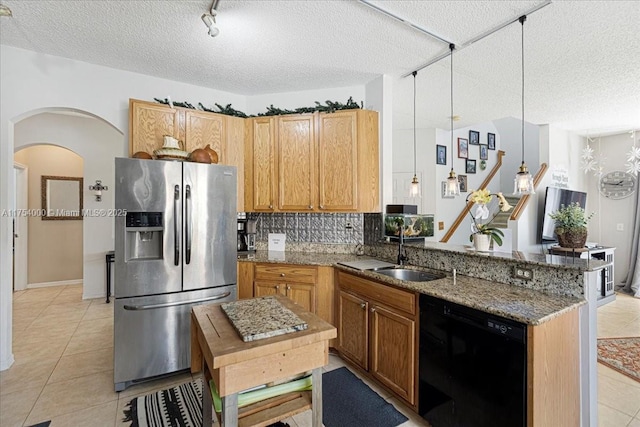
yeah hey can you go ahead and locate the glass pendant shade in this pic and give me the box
[513,161,535,195]
[409,175,421,198]
[445,169,460,196]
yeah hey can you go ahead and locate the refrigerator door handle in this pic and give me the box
[123,292,232,311]
[185,184,191,265]
[174,185,180,266]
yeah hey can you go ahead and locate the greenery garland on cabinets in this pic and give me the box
[153,97,362,118]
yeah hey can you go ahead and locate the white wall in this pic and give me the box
[440,123,504,245]
[493,117,540,192]
[525,125,588,255]
[586,132,637,282]
[14,145,84,284]
[0,45,247,370]
[246,85,366,116]
[0,45,386,370]
[14,113,124,297]
[365,75,392,209]
[391,127,437,217]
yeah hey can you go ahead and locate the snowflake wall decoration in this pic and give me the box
[625,131,640,175]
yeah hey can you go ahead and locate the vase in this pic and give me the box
[556,228,588,248]
[473,234,491,252]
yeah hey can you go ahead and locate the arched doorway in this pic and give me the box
[14,144,84,291]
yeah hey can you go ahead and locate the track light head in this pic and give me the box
[201,11,219,37]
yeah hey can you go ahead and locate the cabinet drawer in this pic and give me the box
[254,264,317,284]
[337,271,416,316]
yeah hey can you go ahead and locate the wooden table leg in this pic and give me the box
[311,367,323,427]
[221,393,238,427]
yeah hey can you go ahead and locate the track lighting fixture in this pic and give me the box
[202,0,220,37]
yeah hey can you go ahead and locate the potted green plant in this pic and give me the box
[467,189,513,251]
[549,202,594,248]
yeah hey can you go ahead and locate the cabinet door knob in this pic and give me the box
[276,285,280,290]
[319,205,325,209]
[308,205,313,209]
[280,273,285,277]
[269,204,273,209]
[360,303,366,309]
[370,307,376,313]
[287,285,291,291]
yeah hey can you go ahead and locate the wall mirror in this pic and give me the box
[41,176,83,220]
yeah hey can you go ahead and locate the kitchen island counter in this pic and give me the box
[239,250,585,325]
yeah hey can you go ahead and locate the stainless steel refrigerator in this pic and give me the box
[114,157,237,391]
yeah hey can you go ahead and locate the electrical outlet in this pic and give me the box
[513,267,533,280]
[616,223,624,231]
[345,222,353,230]
[438,221,444,231]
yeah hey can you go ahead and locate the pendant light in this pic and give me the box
[445,43,461,197]
[409,71,421,198]
[513,16,535,195]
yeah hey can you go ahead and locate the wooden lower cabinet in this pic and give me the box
[336,271,417,407]
[337,290,368,370]
[237,261,254,300]
[255,280,316,313]
[370,304,415,404]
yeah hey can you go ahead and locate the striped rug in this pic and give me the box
[122,379,291,427]
[123,380,203,427]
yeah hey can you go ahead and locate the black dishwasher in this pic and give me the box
[418,294,527,427]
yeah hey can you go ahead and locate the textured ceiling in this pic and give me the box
[0,0,638,136]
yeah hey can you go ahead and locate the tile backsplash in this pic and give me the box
[248,212,370,244]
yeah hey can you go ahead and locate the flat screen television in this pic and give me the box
[540,187,587,242]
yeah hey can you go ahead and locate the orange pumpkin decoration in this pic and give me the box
[204,144,219,164]
[190,149,212,163]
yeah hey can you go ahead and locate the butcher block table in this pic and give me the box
[191,294,337,427]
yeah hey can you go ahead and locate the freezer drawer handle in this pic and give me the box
[123,292,232,311]
[174,185,180,266]
[185,184,191,265]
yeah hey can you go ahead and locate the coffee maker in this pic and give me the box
[237,214,257,252]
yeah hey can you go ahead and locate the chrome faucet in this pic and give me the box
[397,225,408,266]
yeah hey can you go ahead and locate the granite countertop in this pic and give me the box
[237,251,365,266]
[238,250,586,325]
[334,265,585,326]
[403,241,610,272]
[221,296,308,342]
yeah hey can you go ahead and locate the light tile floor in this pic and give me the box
[1,285,638,426]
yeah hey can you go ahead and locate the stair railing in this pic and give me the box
[440,150,506,243]
[509,162,548,221]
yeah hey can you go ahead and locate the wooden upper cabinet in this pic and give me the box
[317,111,358,211]
[278,115,316,211]
[129,99,181,155]
[129,99,246,211]
[244,110,379,213]
[247,117,277,211]
[183,110,224,160]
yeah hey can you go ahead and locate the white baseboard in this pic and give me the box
[0,353,15,371]
[27,279,83,289]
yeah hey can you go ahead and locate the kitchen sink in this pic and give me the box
[375,268,444,282]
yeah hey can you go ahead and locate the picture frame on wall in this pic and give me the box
[488,133,496,150]
[469,130,480,145]
[458,138,468,159]
[436,145,447,165]
[480,144,488,160]
[466,159,476,174]
[458,174,468,192]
